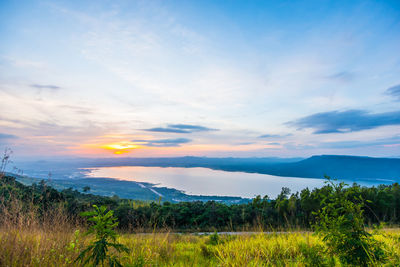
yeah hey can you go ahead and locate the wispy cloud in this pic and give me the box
[30,84,61,90]
[320,136,400,149]
[144,127,188,133]
[144,124,217,133]
[385,84,400,101]
[133,138,191,147]
[326,71,355,82]
[259,133,292,138]
[267,142,280,145]
[301,135,400,149]
[282,136,400,150]
[169,124,216,131]
[0,133,18,139]
[287,109,400,134]
[236,142,255,145]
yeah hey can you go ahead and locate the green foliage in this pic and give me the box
[76,205,129,266]
[314,177,387,266]
[206,232,220,245]
[298,242,333,267]
[67,230,81,253]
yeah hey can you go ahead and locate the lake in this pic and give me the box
[85,166,394,198]
[85,166,331,198]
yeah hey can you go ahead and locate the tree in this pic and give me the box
[83,186,91,193]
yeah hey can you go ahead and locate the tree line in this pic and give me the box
[1,174,400,231]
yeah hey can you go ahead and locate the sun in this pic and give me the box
[101,142,140,154]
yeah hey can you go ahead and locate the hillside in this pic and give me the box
[269,155,400,180]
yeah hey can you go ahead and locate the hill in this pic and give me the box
[268,155,400,180]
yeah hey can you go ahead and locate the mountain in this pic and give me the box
[266,155,400,180]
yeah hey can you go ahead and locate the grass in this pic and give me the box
[1,227,400,266]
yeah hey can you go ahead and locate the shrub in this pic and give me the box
[76,205,129,266]
[314,177,387,266]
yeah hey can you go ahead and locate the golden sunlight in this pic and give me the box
[100,142,141,154]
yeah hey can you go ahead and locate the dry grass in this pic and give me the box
[1,228,400,266]
[0,194,398,266]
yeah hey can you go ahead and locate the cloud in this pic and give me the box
[287,109,400,134]
[259,133,292,138]
[326,71,355,82]
[0,133,18,139]
[385,84,400,101]
[30,84,61,90]
[318,135,400,149]
[133,138,191,147]
[168,124,216,131]
[59,105,93,115]
[279,135,400,151]
[236,142,255,145]
[321,140,388,149]
[283,142,315,150]
[144,124,217,133]
[144,127,188,133]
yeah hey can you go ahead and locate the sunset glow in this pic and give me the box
[101,142,141,154]
[0,0,399,159]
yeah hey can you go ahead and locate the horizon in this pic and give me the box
[1,0,400,160]
[11,154,400,164]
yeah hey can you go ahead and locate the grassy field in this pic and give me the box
[1,228,400,266]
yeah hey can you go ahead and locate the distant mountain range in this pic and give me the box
[15,155,400,181]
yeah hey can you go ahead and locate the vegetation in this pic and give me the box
[1,228,400,266]
[76,205,129,266]
[1,166,400,265]
[2,174,400,231]
[314,179,387,265]
[15,174,249,204]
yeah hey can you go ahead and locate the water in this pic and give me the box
[85,166,329,198]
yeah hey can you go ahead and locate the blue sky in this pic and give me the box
[0,0,399,158]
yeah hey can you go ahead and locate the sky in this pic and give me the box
[0,0,399,159]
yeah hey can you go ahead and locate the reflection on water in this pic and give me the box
[85,166,328,198]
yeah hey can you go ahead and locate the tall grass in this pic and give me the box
[0,190,398,266]
[1,228,400,266]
